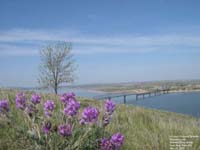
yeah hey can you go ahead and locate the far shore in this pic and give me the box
[169,89,200,94]
[90,88,200,94]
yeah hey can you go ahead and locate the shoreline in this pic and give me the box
[168,89,200,94]
[90,89,200,94]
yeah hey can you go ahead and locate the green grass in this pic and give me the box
[0,89,200,150]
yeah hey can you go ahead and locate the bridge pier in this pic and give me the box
[167,89,169,94]
[136,94,138,100]
[148,93,151,97]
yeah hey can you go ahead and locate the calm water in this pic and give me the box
[39,88,200,117]
[37,88,106,98]
[111,92,200,117]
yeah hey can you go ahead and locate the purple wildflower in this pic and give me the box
[64,99,80,117]
[104,99,116,115]
[80,106,99,124]
[60,92,75,105]
[100,138,113,150]
[58,124,72,137]
[111,133,124,147]
[0,100,9,112]
[30,93,41,105]
[42,121,51,134]
[102,99,116,127]
[43,100,55,117]
[16,92,26,109]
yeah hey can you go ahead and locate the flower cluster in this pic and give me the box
[64,99,80,117]
[60,92,80,117]
[104,99,116,115]
[111,133,124,147]
[7,91,125,149]
[43,100,55,117]
[100,138,113,150]
[30,94,41,105]
[0,100,9,112]
[80,106,99,124]
[103,99,116,127]
[101,133,124,150]
[58,124,72,138]
[60,92,75,105]
[16,92,26,109]
[24,93,40,116]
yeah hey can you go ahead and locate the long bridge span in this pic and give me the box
[93,89,170,104]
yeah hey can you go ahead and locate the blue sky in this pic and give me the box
[0,0,200,87]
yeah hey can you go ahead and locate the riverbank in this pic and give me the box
[89,88,200,94]
[0,89,200,149]
[169,89,200,94]
[78,80,200,95]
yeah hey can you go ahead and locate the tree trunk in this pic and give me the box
[54,88,57,94]
[54,82,58,94]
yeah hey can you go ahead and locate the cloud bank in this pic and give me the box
[0,28,200,56]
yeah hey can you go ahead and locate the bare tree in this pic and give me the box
[38,42,75,94]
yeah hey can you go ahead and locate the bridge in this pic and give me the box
[93,89,170,104]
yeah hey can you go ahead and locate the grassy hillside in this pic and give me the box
[82,80,200,93]
[0,89,200,150]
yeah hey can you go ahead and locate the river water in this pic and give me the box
[39,88,200,117]
[112,92,200,117]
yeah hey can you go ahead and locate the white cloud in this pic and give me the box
[0,29,76,42]
[0,28,200,56]
[0,44,39,56]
